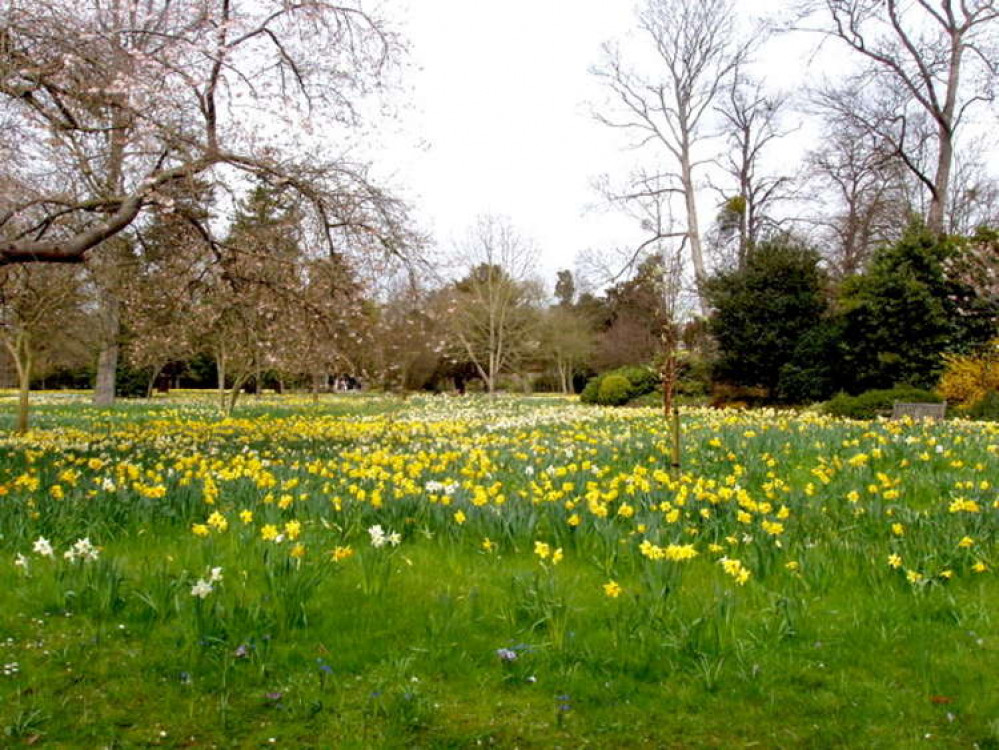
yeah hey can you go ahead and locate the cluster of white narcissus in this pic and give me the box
[367,525,402,548]
[64,538,100,562]
[190,566,224,599]
[423,480,459,496]
[15,537,101,570]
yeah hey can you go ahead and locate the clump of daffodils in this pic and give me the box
[367,525,401,549]
[719,557,751,586]
[32,537,54,558]
[25,536,100,564]
[424,480,458,496]
[533,541,563,565]
[64,538,100,563]
[190,566,224,599]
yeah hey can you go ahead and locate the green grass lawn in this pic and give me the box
[0,393,996,748]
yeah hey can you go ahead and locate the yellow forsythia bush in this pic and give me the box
[938,341,999,405]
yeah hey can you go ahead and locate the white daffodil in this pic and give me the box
[32,537,54,558]
[190,579,213,599]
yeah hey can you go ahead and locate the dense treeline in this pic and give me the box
[3,0,999,429]
[5,215,996,420]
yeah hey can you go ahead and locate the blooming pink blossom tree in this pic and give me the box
[1,0,414,401]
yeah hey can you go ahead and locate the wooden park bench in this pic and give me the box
[891,402,947,421]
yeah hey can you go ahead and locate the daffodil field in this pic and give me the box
[1,392,997,747]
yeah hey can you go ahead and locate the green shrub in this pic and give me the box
[580,366,660,406]
[613,366,660,397]
[966,391,999,421]
[597,375,632,406]
[821,392,861,418]
[628,391,661,408]
[579,377,602,404]
[677,356,712,396]
[821,386,942,419]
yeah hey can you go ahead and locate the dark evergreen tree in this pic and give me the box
[837,220,996,392]
[706,235,830,401]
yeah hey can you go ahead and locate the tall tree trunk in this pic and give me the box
[226,371,250,416]
[92,67,131,407]
[927,122,954,234]
[926,30,963,235]
[93,295,120,406]
[737,128,751,269]
[17,353,31,435]
[312,372,320,403]
[487,350,497,395]
[561,361,573,394]
[145,363,164,399]
[680,151,708,316]
[7,336,32,434]
[216,346,226,412]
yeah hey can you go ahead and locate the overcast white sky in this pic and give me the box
[376,0,820,291]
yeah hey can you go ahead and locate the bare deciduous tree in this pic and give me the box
[584,176,696,421]
[802,108,913,276]
[0,0,411,265]
[273,254,372,400]
[1,0,414,403]
[363,278,444,392]
[714,70,795,268]
[947,139,999,234]
[538,305,593,394]
[592,0,750,312]
[0,264,89,432]
[795,0,999,233]
[442,216,541,395]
